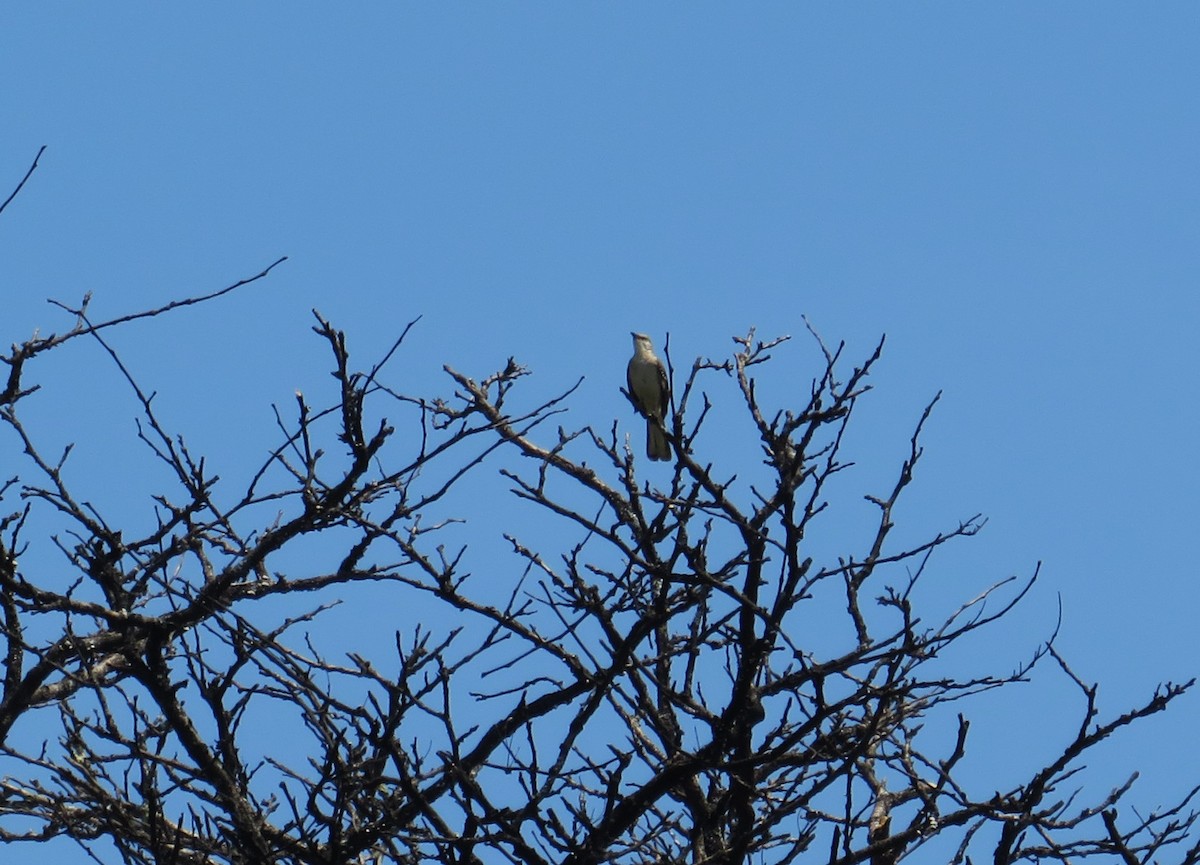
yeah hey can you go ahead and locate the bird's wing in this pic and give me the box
[656,360,670,418]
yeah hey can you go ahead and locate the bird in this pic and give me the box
[626,332,671,461]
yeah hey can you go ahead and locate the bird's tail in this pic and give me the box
[647,419,671,461]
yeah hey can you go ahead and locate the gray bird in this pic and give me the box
[627,332,671,461]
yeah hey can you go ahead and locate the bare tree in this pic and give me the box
[1,150,1196,865]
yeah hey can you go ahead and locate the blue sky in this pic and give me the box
[2,4,1198,857]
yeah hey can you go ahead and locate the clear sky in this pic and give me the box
[2,4,1198,859]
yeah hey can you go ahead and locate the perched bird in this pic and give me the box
[626,332,671,461]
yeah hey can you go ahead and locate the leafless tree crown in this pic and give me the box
[1,150,1196,865]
